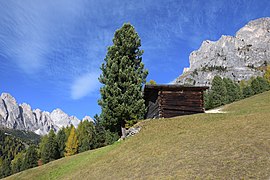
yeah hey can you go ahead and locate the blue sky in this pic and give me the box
[0,0,270,119]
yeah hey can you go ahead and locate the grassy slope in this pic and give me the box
[7,91,270,180]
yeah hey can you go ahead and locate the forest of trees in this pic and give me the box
[0,130,39,178]
[204,69,270,110]
[39,119,120,165]
[0,118,118,178]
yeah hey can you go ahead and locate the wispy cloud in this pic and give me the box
[1,0,269,99]
[71,72,100,100]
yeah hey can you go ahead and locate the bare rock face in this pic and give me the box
[20,103,36,131]
[175,17,270,86]
[1,93,23,129]
[50,108,80,129]
[0,93,90,135]
[0,98,8,125]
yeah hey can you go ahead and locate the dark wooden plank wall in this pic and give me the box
[144,89,159,119]
[158,90,204,118]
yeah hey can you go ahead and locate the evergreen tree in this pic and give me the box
[65,126,78,156]
[251,77,269,94]
[99,23,148,136]
[56,128,66,158]
[223,78,241,103]
[251,77,261,94]
[40,135,49,164]
[235,82,243,100]
[47,130,59,161]
[92,115,119,149]
[77,121,95,153]
[22,145,38,170]
[40,130,58,164]
[242,85,254,98]
[257,76,270,92]
[11,152,24,173]
[209,76,227,108]
[1,159,11,178]
[203,91,211,110]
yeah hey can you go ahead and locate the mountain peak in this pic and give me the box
[82,116,94,122]
[0,93,90,135]
[1,93,17,104]
[52,108,64,114]
[20,103,32,111]
[175,17,270,86]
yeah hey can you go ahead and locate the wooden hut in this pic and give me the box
[143,85,208,119]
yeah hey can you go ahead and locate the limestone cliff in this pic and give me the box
[175,17,270,86]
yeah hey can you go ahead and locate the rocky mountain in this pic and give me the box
[175,17,270,86]
[0,93,93,135]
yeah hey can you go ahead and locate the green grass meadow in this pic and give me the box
[6,91,270,179]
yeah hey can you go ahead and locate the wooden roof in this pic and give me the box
[144,84,209,92]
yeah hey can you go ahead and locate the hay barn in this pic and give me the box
[144,85,209,119]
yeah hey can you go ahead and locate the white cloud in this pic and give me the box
[71,72,100,100]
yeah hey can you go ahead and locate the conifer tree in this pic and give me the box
[223,78,241,103]
[250,77,270,94]
[40,135,49,164]
[257,76,270,92]
[92,115,119,149]
[56,128,66,158]
[65,126,78,156]
[22,145,38,170]
[235,82,243,100]
[209,76,227,108]
[77,121,95,153]
[11,152,24,173]
[242,85,254,98]
[40,130,59,164]
[99,23,148,136]
[203,91,212,110]
[1,159,11,178]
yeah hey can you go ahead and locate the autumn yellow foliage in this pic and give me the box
[64,126,78,157]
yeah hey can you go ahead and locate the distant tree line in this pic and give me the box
[0,131,38,178]
[0,117,119,178]
[39,118,118,165]
[205,67,270,109]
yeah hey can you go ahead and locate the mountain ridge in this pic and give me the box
[0,92,93,135]
[175,17,270,85]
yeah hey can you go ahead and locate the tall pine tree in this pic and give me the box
[99,23,148,136]
[40,130,59,164]
[223,78,241,103]
[56,128,67,158]
[208,76,227,108]
[22,145,38,170]
[77,120,95,153]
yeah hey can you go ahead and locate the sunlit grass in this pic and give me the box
[6,91,270,179]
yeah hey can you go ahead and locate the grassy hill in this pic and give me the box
[6,91,270,179]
